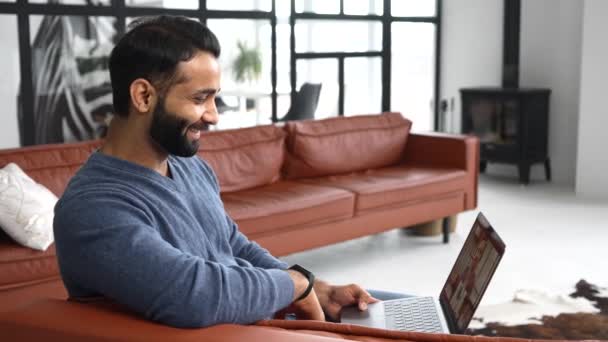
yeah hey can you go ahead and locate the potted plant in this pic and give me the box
[231,40,262,84]
[230,41,263,111]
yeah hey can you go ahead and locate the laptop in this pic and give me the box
[341,212,506,334]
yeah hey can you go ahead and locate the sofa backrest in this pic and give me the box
[282,112,412,179]
[0,140,101,297]
[0,140,101,197]
[197,125,287,193]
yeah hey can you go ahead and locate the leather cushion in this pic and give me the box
[197,125,287,193]
[0,280,66,313]
[0,140,101,196]
[283,113,411,179]
[0,299,517,341]
[298,165,468,212]
[0,238,60,290]
[222,181,355,235]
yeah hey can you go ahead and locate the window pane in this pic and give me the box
[256,95,288,124]
[276,94,292,120]
[30,0,111,5]
[0,15,21,148]
[225,94,291,126]
[344,0,383,16]
[295,20,381,53]
[391,23,435,132]
[126,0,197,9]
[276,0,291,18]
[344,57,381,116]
[208,19,272,93]
[295,0,340,14]
[391,0,436,17]
[276,23,291,94]
[207,0,271,11]
[208,19,272,129]
[29,15,116,144]
[296,58,338,119]
[215,94,272,130]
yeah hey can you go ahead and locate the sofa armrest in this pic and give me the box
[403,133,479,210]
[0,299,539,342]
[0,299,325,342]
[403,133,479,170]
[257,320,540,342]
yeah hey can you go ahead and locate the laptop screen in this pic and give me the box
[439,213,505,333]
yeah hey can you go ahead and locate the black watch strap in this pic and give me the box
[289,264,315,301]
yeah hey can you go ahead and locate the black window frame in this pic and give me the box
[0,0,442,146]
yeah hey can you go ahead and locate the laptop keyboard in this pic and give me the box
[384,296,444,333]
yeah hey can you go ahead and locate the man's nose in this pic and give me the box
[204,102,219,125]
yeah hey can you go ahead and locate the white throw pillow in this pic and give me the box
[0,163,57,251]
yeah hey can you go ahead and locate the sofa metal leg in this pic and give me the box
[442,217,450,244]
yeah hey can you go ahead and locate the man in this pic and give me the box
[53,16,379,329]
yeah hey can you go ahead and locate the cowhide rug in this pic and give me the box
[466,280,608,340]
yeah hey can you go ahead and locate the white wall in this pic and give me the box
[0,15,21,149]
[442,0,584,187]
[576,0,608,199]
[440,0,503,134]
[520,0,583,186]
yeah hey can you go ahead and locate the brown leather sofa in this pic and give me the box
[199,112,478,255]
[0,299,567,342]
[0,113,482,341]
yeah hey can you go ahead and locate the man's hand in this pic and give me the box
[314,280,379,322]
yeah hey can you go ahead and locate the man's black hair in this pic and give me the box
[109,15,221,116]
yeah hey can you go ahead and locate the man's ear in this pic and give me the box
[129,78,157,114]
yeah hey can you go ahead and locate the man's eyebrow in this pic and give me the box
[191,88,220,96]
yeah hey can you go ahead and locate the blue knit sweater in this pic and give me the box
[53,152,294,328]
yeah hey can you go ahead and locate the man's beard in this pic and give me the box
[149,97,207,157]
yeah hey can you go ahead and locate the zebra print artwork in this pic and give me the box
[21,12,116,144]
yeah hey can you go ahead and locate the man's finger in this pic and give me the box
[324,302,342,322]
[358,300,368,311]
[357,290,380,310]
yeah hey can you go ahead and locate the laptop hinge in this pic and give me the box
[440,298,460,334]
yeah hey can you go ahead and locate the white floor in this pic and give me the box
[280,174,608,307]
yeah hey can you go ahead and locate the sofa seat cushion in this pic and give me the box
[0,236,60,290]
[222,181,355,235]
[283,113,412,179]
[197,125,286,193]
[298,165,468,213]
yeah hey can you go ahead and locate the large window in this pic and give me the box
[0,0,441,146]
[291,0,440,126]
[0,15,20,148]
[392,22,436,132]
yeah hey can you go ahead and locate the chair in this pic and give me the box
[277,83,322,122]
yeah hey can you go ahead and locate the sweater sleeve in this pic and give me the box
[226,215,289,270]
[53,193,294,328]
[192,157,288,270]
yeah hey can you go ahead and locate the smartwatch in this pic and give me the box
[289,264,315,301]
